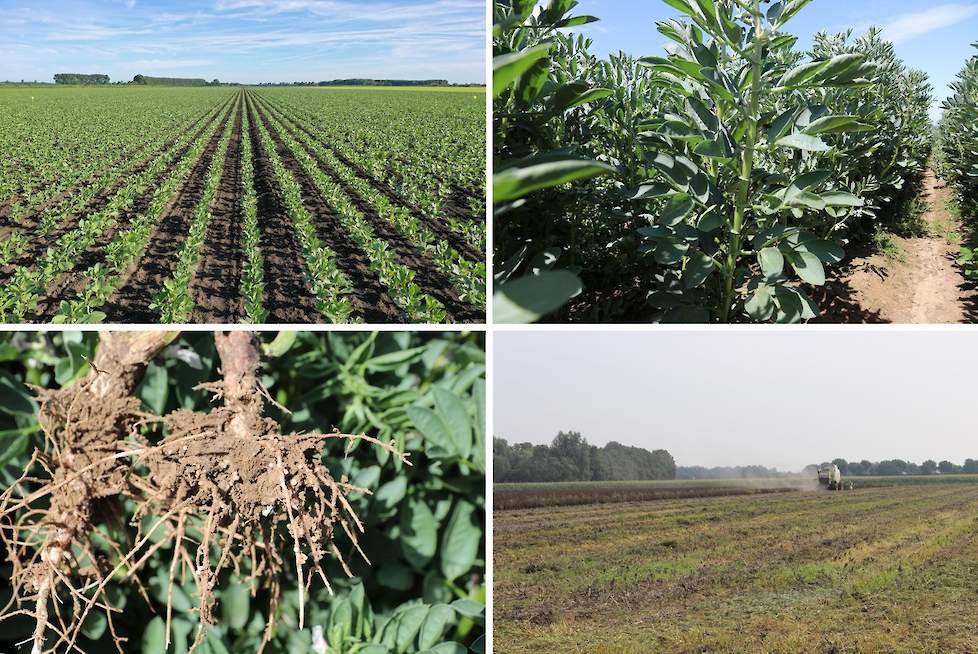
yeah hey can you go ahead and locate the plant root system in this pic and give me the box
[0,331,408,654]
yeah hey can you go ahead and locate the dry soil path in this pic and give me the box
[820,169,976,323]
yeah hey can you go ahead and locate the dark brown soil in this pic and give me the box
[188,99,246,324]
[99,96,242,323]
[253,97,482,323]
[249,93,405,323]
[27,98,236,322]
[243,93,324,323]
[256,94,484,258]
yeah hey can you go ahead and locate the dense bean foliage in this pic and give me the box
[938,44,978,278]
[0,331,486,654]
[493,0,932,323]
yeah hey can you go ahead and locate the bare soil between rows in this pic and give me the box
[0,101,218,243]
[100,96,242,323]
[259,95,484,257]
[1,100,228,290]
[250,94,405,323]
[6,88,486,324]
[815,169,978,324]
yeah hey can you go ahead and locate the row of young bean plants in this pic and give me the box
[247,96,359,323]
[0,98,234,323]
[0,88,232,226]
[238,108,268,323]
[0,97,232,267]
[151,100,239,322]
[938,43,978,279]
[255,96,486,308]
[258,89,487,235]
[493,0,932,323]
[48,99,238,323]
[253,100,450,322]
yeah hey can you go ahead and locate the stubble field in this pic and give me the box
[494,481,978,653]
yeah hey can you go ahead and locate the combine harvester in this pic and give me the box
[817,464,854,491]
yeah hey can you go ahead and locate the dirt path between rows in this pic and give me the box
[818,169,978,324]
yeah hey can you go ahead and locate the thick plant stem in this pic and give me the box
[22,331,174,654]
[720,1,764,323]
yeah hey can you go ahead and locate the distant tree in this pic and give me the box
[132,75,207,86]
[831,458,849,475]
[920,459,938,474]
[494,432,675,483]
[938,460,956,474]
[54,73,109,85]
[802,464,819,476]
[551,431,591,481]
[963,458,978,474]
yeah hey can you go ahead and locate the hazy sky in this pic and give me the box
[494,331,978,471]
[0,0,485,84]
[569,0,978,122]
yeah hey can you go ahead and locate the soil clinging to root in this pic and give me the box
[0,331,408,654]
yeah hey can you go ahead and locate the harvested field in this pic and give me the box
[0,86,486,324]
[494,482,978,653]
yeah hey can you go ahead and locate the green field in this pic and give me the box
[0,85,486,324]
[494,479,978,653]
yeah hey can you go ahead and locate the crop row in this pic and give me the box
[0,88,234,227]
[50,100,237,322]
[0,99,233,322]
[247,95,358,322]
[152,100,239,322]
[0,97,233,269]
[258,88,486,228]
[252,99,448,322]
[938,43,978,278]
[0,86,485,324]
[493,0,933,323]
[254,96,486,308]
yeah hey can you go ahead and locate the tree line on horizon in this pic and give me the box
[812,458,978,476]
[46,74,482,88]
[493,432,978,483]
[493,432,676,483]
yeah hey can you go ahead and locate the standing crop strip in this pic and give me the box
[939,43,978,278]
[493,0,932,323]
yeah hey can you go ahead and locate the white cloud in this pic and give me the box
[879,3,978,44]
[125,0,136,8]
[130,58,213,69]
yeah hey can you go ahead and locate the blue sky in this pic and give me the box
[569,0,978,122]
[0,0,486,84]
